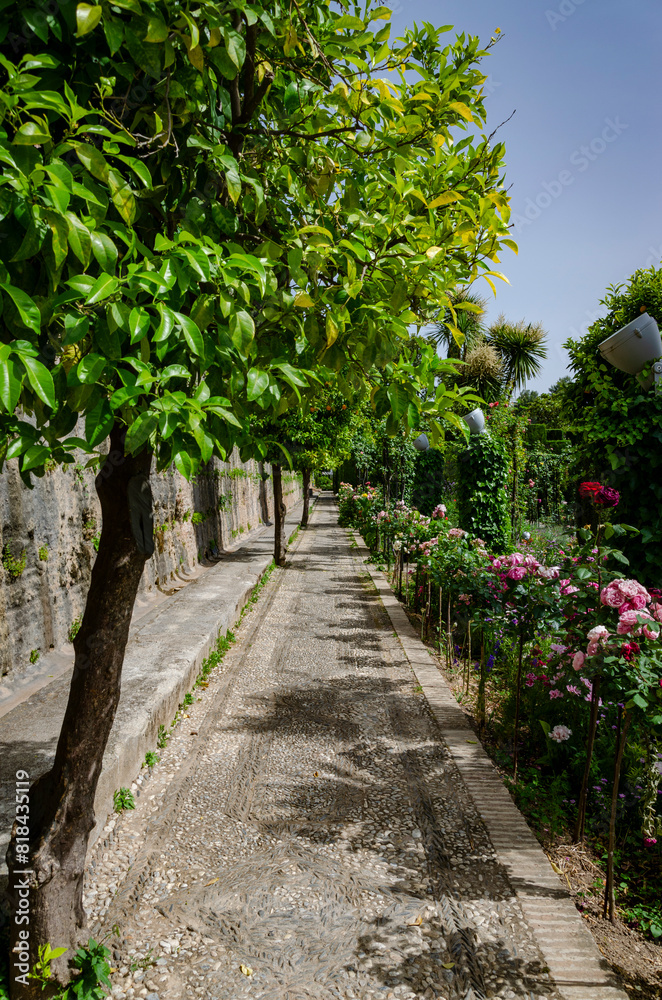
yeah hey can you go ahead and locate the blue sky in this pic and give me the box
[386,0,662,392]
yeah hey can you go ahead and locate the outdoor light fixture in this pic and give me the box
[598,312,662,390]
[463,408,486,435]
[413,432,430,452]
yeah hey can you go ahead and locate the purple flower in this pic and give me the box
[595,486,620,508]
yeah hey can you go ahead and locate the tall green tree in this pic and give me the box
[0,1,515,988]
[487,315,547,398]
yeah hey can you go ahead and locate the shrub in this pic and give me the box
[457,434,511,550]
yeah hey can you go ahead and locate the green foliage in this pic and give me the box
[523,448,572,523]
[457,434,511,550]
[412,447,447,515]
[0,0,515,487]
[68,615,82,643]
[29,648,40,664]
[113,787,135,812]
[38,544,49,561]
[142,751,159,768]
[183,692,193,708]
[156,724,169,749]
[2,544,26,580]
[28,942,68,989]
[61,938,112,999]
[562,267,662,582]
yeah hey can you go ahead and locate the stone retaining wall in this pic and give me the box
[0,454,302,685]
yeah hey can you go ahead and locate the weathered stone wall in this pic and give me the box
[0,454,302,685]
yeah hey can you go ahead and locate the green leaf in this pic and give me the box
[174,312,203,356]
[108,169,136,226]
[160,364,190,381]
[13,121,51,145]
[223,28,246,68]
[129,307,151,344]
[77,353,106,384]
[21,444,50,471]
[125,411,157,454]
[76,3,102,36]
[230,310,254,354]
[76,143,110,183]
[20,356,55,407]
[153,303,175,343]
[0,358,23,412]
[144,15,168,42]
[62,315,90,346]
[0,283,41,332]
[387,383,409,422]
[65,212,92,266]
[85,273,118,304]
[174,448,193,479]
[90,231,118,273]
[85,397,114,447]
[246,368,269,401]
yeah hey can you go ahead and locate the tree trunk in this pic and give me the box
[7,424,152,997]
[573,676,602,844]
[272,463,287,566]
[301,467,311,527]
[603,709,632,922]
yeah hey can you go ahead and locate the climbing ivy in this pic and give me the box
[457,433,510,550]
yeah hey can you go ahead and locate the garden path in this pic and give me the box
[88,496,625,1000]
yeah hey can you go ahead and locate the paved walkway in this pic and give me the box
[90,497,624,1000]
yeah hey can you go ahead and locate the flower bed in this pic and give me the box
[338,480,662,940]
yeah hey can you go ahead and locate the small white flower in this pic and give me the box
[549,725,572,743]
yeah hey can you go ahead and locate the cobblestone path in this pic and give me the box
[94,497,564,1000]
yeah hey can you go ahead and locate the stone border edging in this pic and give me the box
[349,528,628,1000]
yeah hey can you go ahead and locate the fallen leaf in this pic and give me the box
[240,964,253,977]
[466,739,477,744]
[313,771,319,777]
[408,915,423,926]
[442,962,455,969]
[190,731,199,735]
[204,878,219,886]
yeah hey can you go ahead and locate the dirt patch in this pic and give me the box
[545,841,662,1000]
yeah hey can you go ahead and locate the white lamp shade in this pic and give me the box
[463,408,486,435]
[598,312,662,375]
[413,432,429,452]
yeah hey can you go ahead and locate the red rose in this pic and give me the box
[578,481,602,499]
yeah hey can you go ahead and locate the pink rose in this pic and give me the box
[549,689,563,699]
[586,640,599,656]
[600,582,624,608]
[616,610,655,636]
[587,625,610,641]
[619,594,648,613]
[561,584,580,596]
[572,651,585,671]
[650,602,662,623]
[619,579,651,601]
[507,566,528,581]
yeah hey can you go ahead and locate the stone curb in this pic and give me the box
[349,528,628,1000]
[0,502,307,877]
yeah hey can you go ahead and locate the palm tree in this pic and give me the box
[487,315,547,399]
[429,289,488,360]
